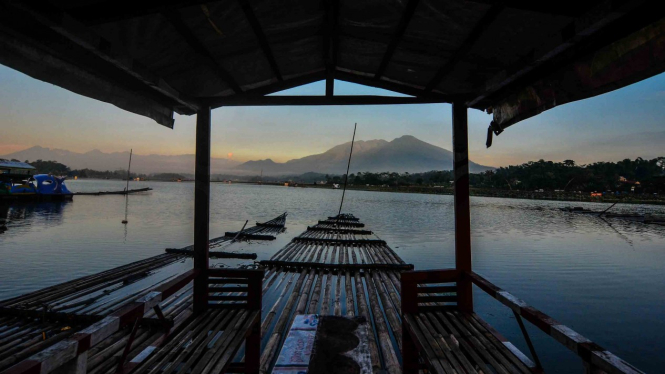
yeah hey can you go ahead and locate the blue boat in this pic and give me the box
[1,160,73,201]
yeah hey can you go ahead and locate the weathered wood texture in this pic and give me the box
[401,269,645,374]
[0,215,645,374]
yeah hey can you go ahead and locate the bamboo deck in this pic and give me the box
[0,213,546,374]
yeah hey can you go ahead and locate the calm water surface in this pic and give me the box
[1,179,664,373]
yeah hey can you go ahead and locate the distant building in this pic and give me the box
[0,159,36,177]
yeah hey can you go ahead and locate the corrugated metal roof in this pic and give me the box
[0,160,36,170]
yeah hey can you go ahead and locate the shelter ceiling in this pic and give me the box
[0,0,662,137]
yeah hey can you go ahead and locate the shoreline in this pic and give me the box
[67,178,665,206]
[297,183,665,206]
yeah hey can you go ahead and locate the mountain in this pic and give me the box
[1,146,240,174]
[235,135,493,174]
[3,136,493,175]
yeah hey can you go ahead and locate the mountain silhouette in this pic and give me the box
[1,146,239,174]
[236,135,493,174]
[3,136,493,175]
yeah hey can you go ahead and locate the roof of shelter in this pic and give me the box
[0,0,663,144]
[0,160,36,170]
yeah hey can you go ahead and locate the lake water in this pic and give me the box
[1,179,664,373]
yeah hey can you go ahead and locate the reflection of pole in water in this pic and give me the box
[0,204,7,232]
[599,216,633,247]
[123,196,129,241]
[122,195,129,225]
[122,149,132,224]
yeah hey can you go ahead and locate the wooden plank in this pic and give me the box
[293,237,385,245]
[201,95,447,107]
[417,286,457,294]
[401,269,460,284]
[425,5,503,91]
[403,314,447,374]
[452,103,473,313]
[193,107,211,314]
[237,0,282,81]
[422,312,480,374]
[467,0,653,108]
[374,0,420,79]
[159,9,242,94]
[259,261,413,271]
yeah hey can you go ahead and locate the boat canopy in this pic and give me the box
[0,159,36,175]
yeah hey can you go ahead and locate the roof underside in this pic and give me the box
[0,0,664,141]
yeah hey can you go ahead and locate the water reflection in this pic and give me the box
[1,181,665,372]
[0,201,69,232]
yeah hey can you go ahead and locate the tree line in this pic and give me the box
[326,157,665,193]
[24,160,185,181]
[19,157,665,193]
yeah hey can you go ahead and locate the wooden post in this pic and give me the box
[452,102,473,312]
[193,106,211,314]
[401,272,419,374]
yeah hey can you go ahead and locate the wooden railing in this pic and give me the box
[466,271,644,374]
[401,269,645,374]
[207,268,263,311]
[1,270,199,374]
[401,269,460,315]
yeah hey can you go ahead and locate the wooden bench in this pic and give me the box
[127,268,263,374]
[401,269,538,374]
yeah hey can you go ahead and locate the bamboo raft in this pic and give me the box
[0,213,409,374]
[165,213,287,256]
[74,188,153,196]
[0,213,641,374]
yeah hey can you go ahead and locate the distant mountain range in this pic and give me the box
[234,135,493,174]
[1,146,240,174]
[2,136,493,175]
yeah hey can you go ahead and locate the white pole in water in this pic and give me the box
[122,149,132,224]
[125,149,133,192]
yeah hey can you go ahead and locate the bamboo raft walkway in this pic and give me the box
[74,188,153,196]
[0,214,641,374]
[0,213,287,374]
[165,213,287,258]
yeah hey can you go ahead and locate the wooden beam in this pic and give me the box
[193,107,211,314]
[63,1,210,26]
[0,2,198,125]
[374,0,420,79]
[335,70,457,101]
[425,5,503,92]
[323,0,339,97]
[208,71,326,109]
[464,0,591,17]
[203,95,446,107]
[468,0,652,108]
[452,102,472,313]
[161,9,242,94]
[238,0,283,81]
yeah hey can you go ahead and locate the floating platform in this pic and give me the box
[74,187,153,196]
[166,213,287,257]
[0,214,642,374]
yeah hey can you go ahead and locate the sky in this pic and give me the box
[1,63,664,167]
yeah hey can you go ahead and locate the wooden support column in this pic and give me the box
[193,106,211,314]
[452,102,473,312]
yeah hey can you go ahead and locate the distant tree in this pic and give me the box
[29,160,70,175]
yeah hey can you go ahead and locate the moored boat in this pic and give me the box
[2,174,73,201]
